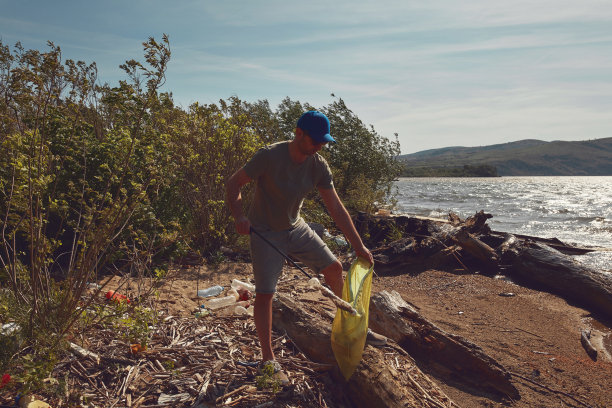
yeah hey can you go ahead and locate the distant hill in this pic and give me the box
[398,137,612,176]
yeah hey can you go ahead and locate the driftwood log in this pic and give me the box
[451,228,499,270]
[490,231,596,255]
[362,211,502,275]
[370,236,448,275]
[499,238,612,321]
[356,211,611,320]
[369,290,519,399]
[272,293,459,408]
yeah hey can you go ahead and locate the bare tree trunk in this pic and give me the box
[272,293,460,408]
[369,290,519,399]
[499,239,612,321]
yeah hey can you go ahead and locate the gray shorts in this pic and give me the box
[250,221,337,294]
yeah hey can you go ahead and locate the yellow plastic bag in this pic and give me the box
[330,257,373,380]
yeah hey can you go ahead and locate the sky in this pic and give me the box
[2,1,611,154]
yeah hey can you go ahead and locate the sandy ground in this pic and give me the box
[103,261,612,408]
[374,268,612,408]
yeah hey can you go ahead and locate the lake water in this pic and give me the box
[394,176,611,273]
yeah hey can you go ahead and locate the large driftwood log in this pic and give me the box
[353,212,445,248]
[499,238,612,320]
[371,220,501,274]
[272,293,459,408]
[370,236,451,275]
[491,231,595,255]
[452,228,499,270]
[369,290,519,399]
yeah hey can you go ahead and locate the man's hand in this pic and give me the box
[235,216,251,235]
[355,245,374,267]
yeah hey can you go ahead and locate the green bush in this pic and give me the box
[0,35,404,394]
[0,35,180,391]
[168,97,264,255]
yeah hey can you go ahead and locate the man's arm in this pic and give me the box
[226,168,252,235]
[318,186,374,265]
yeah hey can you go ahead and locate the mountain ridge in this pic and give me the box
[399,137,612,176]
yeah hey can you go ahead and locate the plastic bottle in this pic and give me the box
[231,279,255,292]
[206,295,237,310]
[194,310,209,318]
[245,305,254,316]
[333,235,348,247]
[212,300,247,316]
[228,287,240,300]
[197,285,224,298]
[233,299,254,316]
[234,306,250,316]
[307,277,322,290]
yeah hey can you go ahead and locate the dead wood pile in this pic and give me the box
[10,311,345,408]
[354,211,612,321]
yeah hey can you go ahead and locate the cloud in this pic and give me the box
[197,0,612,29]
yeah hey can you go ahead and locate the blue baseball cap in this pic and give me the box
[297,111,336,144]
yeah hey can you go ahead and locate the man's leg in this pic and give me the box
[250,229,286,362]
[254,293,274,362]
[253,291,289,385]
[320,260,343,297]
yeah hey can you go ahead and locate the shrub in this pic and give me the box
[0,35,177,390]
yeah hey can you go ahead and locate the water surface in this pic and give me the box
[394,177,611,272]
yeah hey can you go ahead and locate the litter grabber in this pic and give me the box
[250,227,357,315]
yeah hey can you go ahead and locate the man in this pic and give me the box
[226,110,385,384]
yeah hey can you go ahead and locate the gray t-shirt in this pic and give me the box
[243,141,333,231]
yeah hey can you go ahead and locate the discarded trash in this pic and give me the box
[307,277,321,290]
[105,290,130,303]
[231,279,255,293]
[206,295,237,310]
[498,292,516,297]
[228,287,240,300]
[212,300,252,317]
[195,304,210,317]
[333,236,348,247]
[18,395,51,408]
[234,306,250,316]
[323,231,348,246]
[237,287,252,301]
[1,322,19,336]
[157,393,191,405]
[197,285,224,298]
[130,343,147,354]
[0,373,9,388]
[236,360,259,367]
[87,282,101,290]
